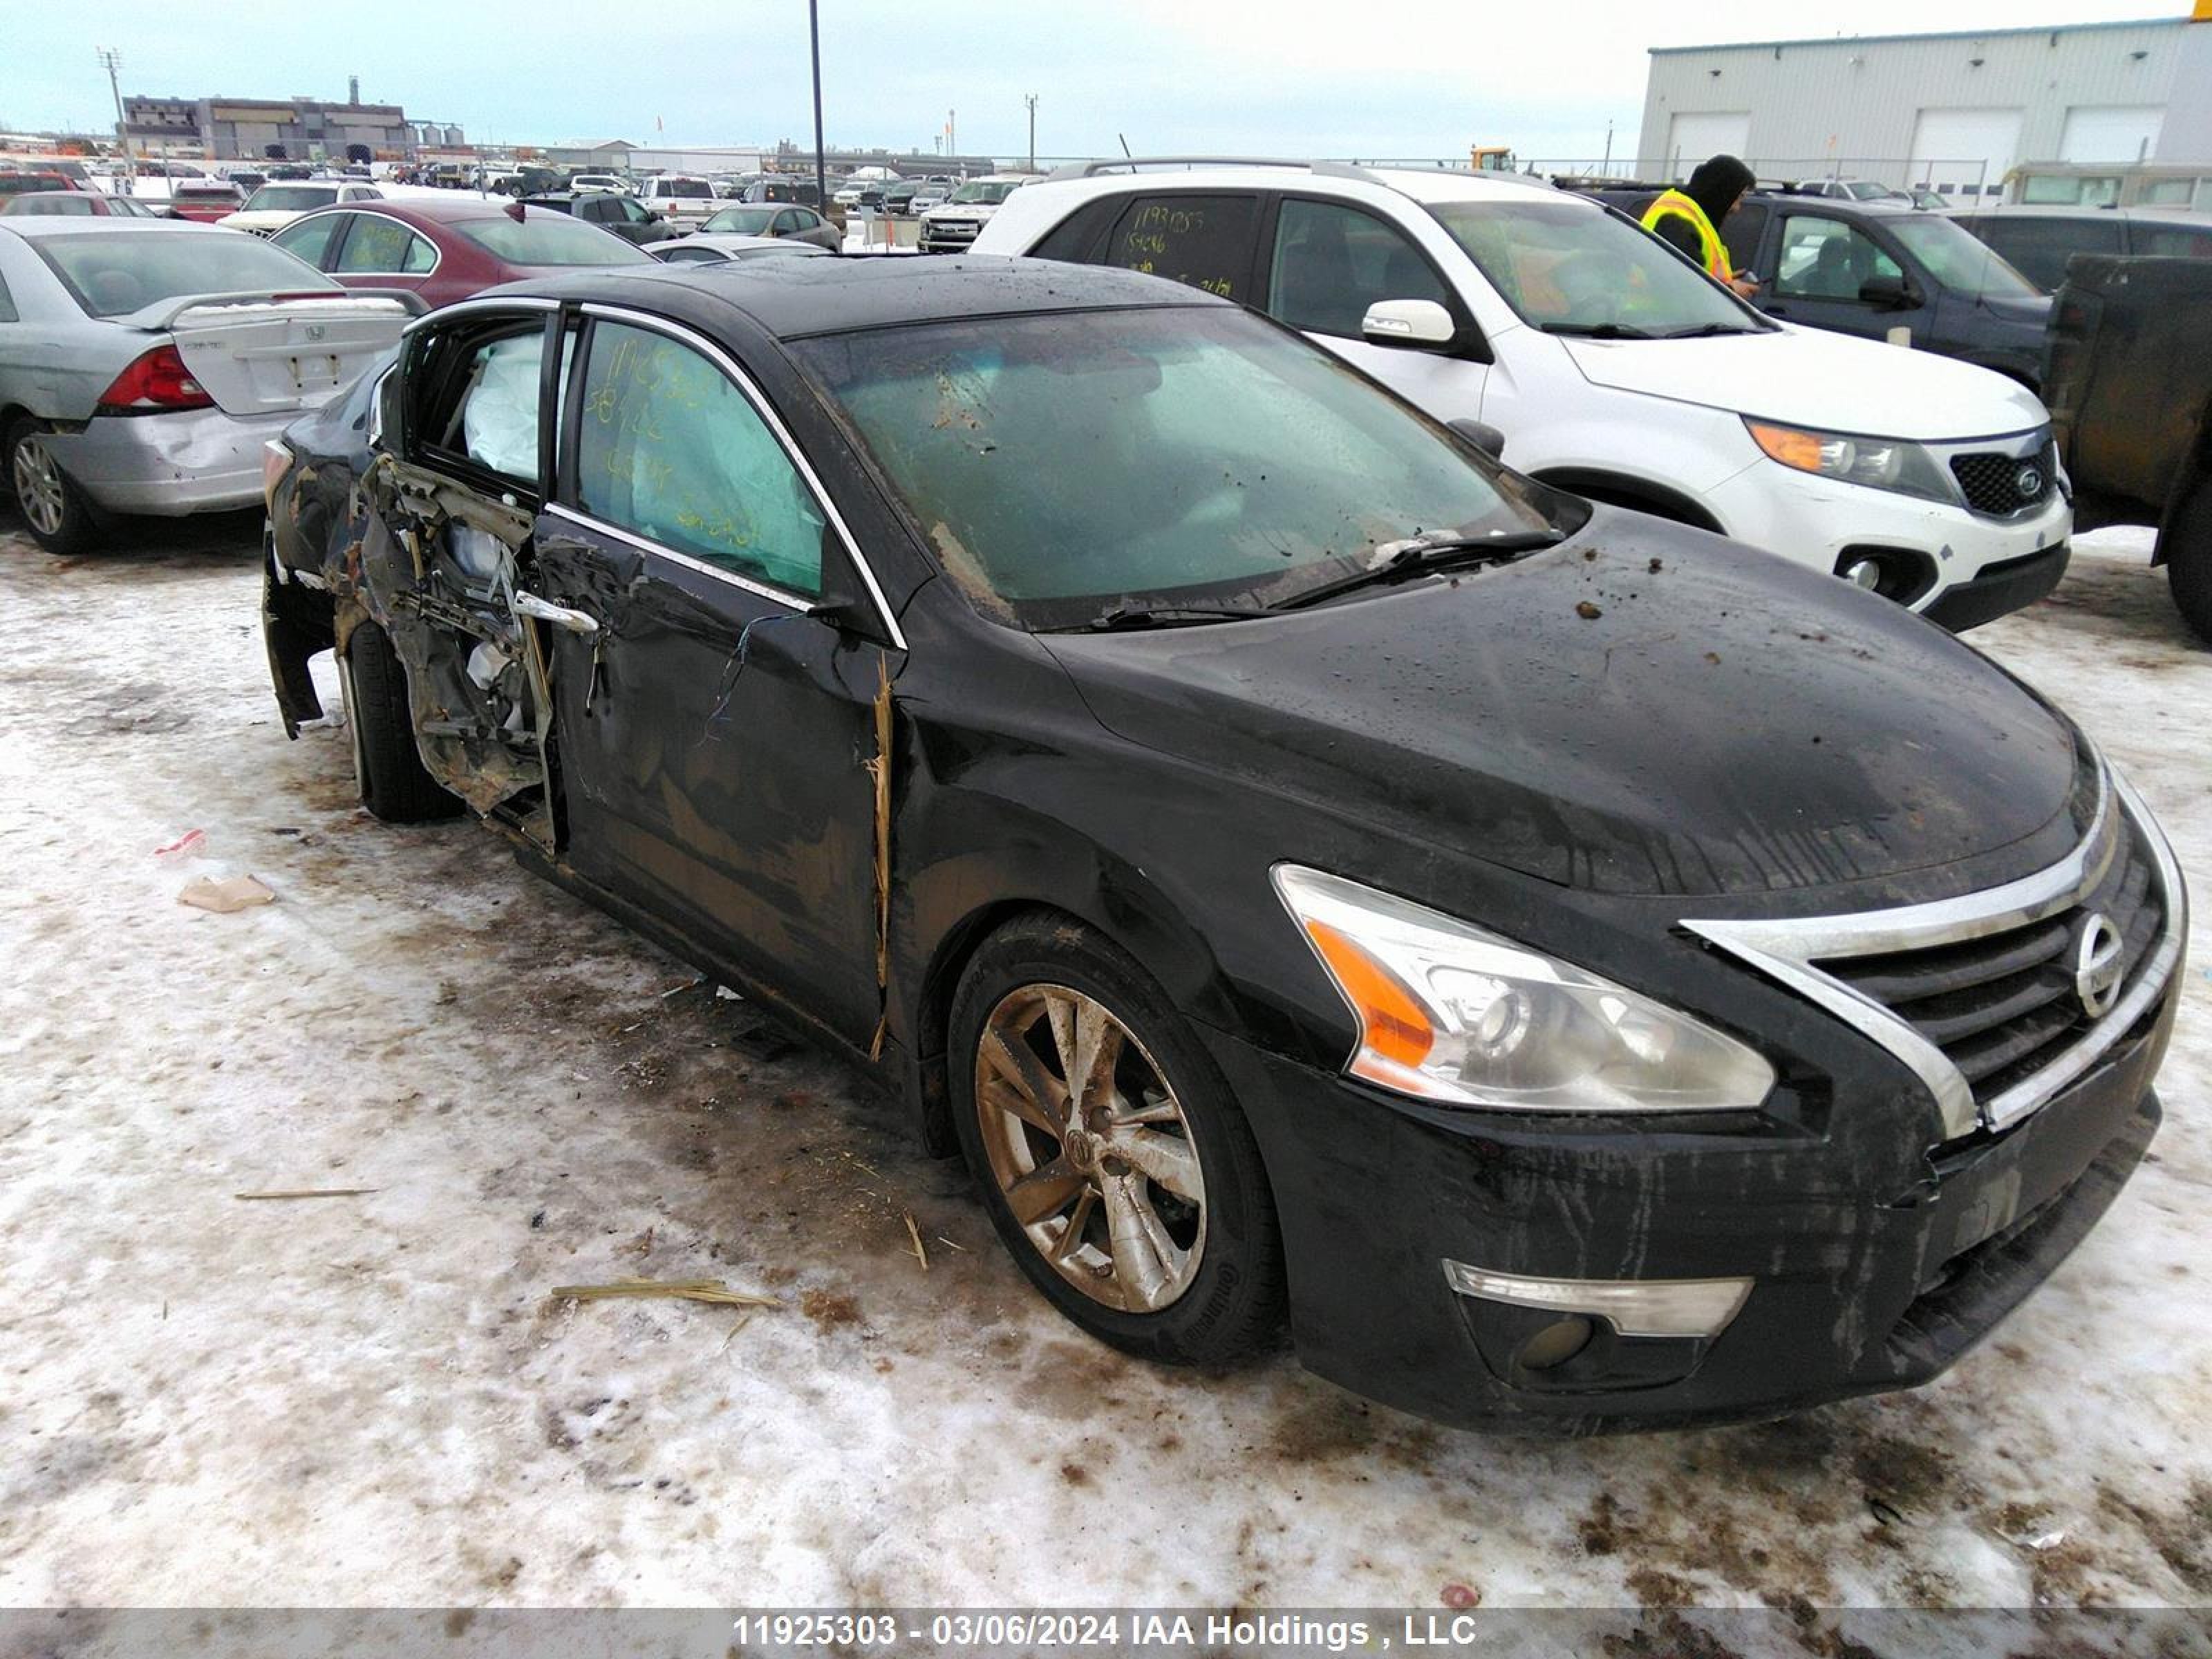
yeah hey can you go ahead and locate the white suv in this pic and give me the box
[638,174,720,229]
[974,160,2072,627]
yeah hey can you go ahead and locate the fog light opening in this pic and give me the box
[1842,557,1884,590]
[1517,1314,1595,1372]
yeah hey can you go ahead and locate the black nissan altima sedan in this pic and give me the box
[261,256,2187,1433]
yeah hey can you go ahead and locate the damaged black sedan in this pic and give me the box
[262,257,2187,1432]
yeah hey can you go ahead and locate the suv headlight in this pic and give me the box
[1273,865,1775,1112]
[1745,418,1952,504]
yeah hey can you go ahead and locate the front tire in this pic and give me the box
[948,913,1284,1367]
[2163,475,2212,645]
[6,420,97,554]
[339,618,463,823]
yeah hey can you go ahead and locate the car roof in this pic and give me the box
[1031,158,1562,209]
[1942,203,2212,225]
[500,253,1224,338]
[293,196,540,225]
[0,215,219,240]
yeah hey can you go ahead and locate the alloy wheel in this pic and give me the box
[10,435,66,539]
[973,984,1207,1313]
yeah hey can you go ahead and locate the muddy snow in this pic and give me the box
[0,512,2205,1614]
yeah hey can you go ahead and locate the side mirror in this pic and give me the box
[1859,274,1916,310]
[1362,297,1457,348]
[1448,418,1507,460]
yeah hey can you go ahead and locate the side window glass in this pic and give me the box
[774,210,799,234]
[273,213,346,269]
[336,216,415,273]
[0,273,17,324]
[576,321,825,596]
[403,232,437,274]
[2137,225,2212,260]
[1102,194,1257,299]
[1773,216,1901,301]
[1267,198,1452,337]
[621,198,649,223]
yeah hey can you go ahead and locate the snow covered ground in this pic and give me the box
[0,512,2205,1618]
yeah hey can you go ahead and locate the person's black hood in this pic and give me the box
[1042,514,2083,900]
[1685,153,1755,226]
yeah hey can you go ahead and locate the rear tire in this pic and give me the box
[6,420,97,554]
[339,619,464,823]
[948,912,1285,1368]
[2163,476,2212,646]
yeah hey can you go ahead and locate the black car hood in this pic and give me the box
[1042,518,2080,897]
[1976,291,2053,333]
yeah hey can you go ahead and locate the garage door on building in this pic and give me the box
[1667,112,1751,173]
[1911,107,2023,198]
[2059,105,2165,164]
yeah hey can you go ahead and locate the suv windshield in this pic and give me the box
[1888,214,2038,300]
[37,230,337,317]
[1430,198,1762,337]
[949,181,1020,205]
[458,213,654,266]
[245,185,341,213]
[796,305,1555,628]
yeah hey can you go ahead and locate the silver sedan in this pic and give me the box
[1,218,410,552]
[649,233,834,266]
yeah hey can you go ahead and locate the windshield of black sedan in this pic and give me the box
[1430,198,1760,335]
[796,306,1548,626]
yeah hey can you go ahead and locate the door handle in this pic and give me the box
[514,590,600,636]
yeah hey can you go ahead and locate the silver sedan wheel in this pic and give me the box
[973,984,1207,1313]
[10,434,66,539]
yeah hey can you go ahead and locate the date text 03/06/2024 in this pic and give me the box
[728,1613,1390,1651]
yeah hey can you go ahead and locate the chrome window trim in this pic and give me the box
[1684,760,2184,1142]
[574,302,908,650]
[402,294,559,336]
[543,501,814,614]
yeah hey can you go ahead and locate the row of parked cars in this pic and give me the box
[1,151,2192,1437]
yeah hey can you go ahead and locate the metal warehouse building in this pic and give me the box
[1635,4,2212,199]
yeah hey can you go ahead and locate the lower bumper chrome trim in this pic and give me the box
[1442,1259,1752,1339]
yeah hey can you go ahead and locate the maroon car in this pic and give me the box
[0,189,168,219]
[265,196,653,310]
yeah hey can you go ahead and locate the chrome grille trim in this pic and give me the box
[1684,762,2184,1142]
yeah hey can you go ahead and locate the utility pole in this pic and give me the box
[96,47,133,178]
[1024,93,1037,172]
[947,109,955,167]
[807,0,827,214]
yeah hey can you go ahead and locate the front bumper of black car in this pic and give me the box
[1205,972,2174,1434]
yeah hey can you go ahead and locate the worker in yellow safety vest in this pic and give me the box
[1641,153,1761,300]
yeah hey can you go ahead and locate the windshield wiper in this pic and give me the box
[1071,602,1272,632]
[1273,529,1564,612]
[1545,322,1655,339]
[1660,321,1762,339]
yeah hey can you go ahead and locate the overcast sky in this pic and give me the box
[2,0,2182,163]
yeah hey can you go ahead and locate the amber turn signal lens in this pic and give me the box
[1746,421,1825,473]
[1304,919,1434,1067]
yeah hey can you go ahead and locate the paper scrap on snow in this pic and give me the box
[178,874,274,913]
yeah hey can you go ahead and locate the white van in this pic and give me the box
[974,161,2072,628]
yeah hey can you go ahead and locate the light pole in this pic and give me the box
[1024,93,1037,173]
[96,47,133,177]
[807,0,827,213]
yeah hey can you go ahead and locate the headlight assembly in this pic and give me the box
[1744,418,1953,504]
[1272,865,1776,1112]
